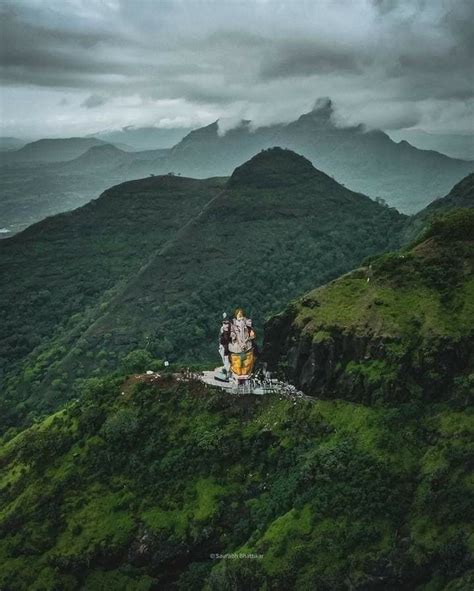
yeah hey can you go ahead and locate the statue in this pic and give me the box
[228,308,256,383]
[218,313,231,376]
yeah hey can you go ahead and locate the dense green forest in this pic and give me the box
[0,149,405,432]
[0,151,472,590]
[1,378,471,591]
[0,212,472,590]
[0,175,223,373]
[0,176,225,431]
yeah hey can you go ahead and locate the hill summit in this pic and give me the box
[60,143,129,171]
[228,147,322,188]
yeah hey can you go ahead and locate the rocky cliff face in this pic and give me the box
[263,210,474,404]
[264,304,473,404]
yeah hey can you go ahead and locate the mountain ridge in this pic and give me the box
[89,125,194,151]
[150,101,473,213]
[1,137,109,163]
[56,144,170,175]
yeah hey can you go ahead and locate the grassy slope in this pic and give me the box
[263,210,474,402]
[293,237,474,340]
[0,376,471,591]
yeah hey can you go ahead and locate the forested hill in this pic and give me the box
[0,176,225,427]
[422,172,474,213]
[58,148,404,372]
[0,212,472,590]
[0,148,405,431]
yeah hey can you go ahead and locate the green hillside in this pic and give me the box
[0,145,171,236]
[404,174,474,243]
[1,378,471,591]
[0,176,224,427]
[264,209,474,404]
[63,147,404,368]
[0,149,406,431]
[0,249,474,591]
[0,215,472,590]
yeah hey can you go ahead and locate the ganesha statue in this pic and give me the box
[228,308,256,382]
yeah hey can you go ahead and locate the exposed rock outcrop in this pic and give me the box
[264,307,473,403]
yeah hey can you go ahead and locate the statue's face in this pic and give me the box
[236,310,244,320]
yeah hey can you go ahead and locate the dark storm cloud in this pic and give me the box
[0,4,137,88]
[1,0,473,137]
[371,0,398,15]
[259,40,361,80]
[441,0,474,51]
[81,94,109,109]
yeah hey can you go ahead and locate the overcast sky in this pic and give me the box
[1,0,473,139]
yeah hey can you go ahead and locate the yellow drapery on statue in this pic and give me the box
[230,349,255,377]
[227,308,256,380]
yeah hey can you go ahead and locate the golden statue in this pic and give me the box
[228,308,256,381]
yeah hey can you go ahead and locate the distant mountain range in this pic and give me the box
[56,143,169,174]
[0,141,171,237]
[89,125,194,150]
[0,137,26,151]
[388,129,474,161]
[1,137,109,163]
[0,135,170,171]
[1,102,472,239]
[149,100,472,214]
